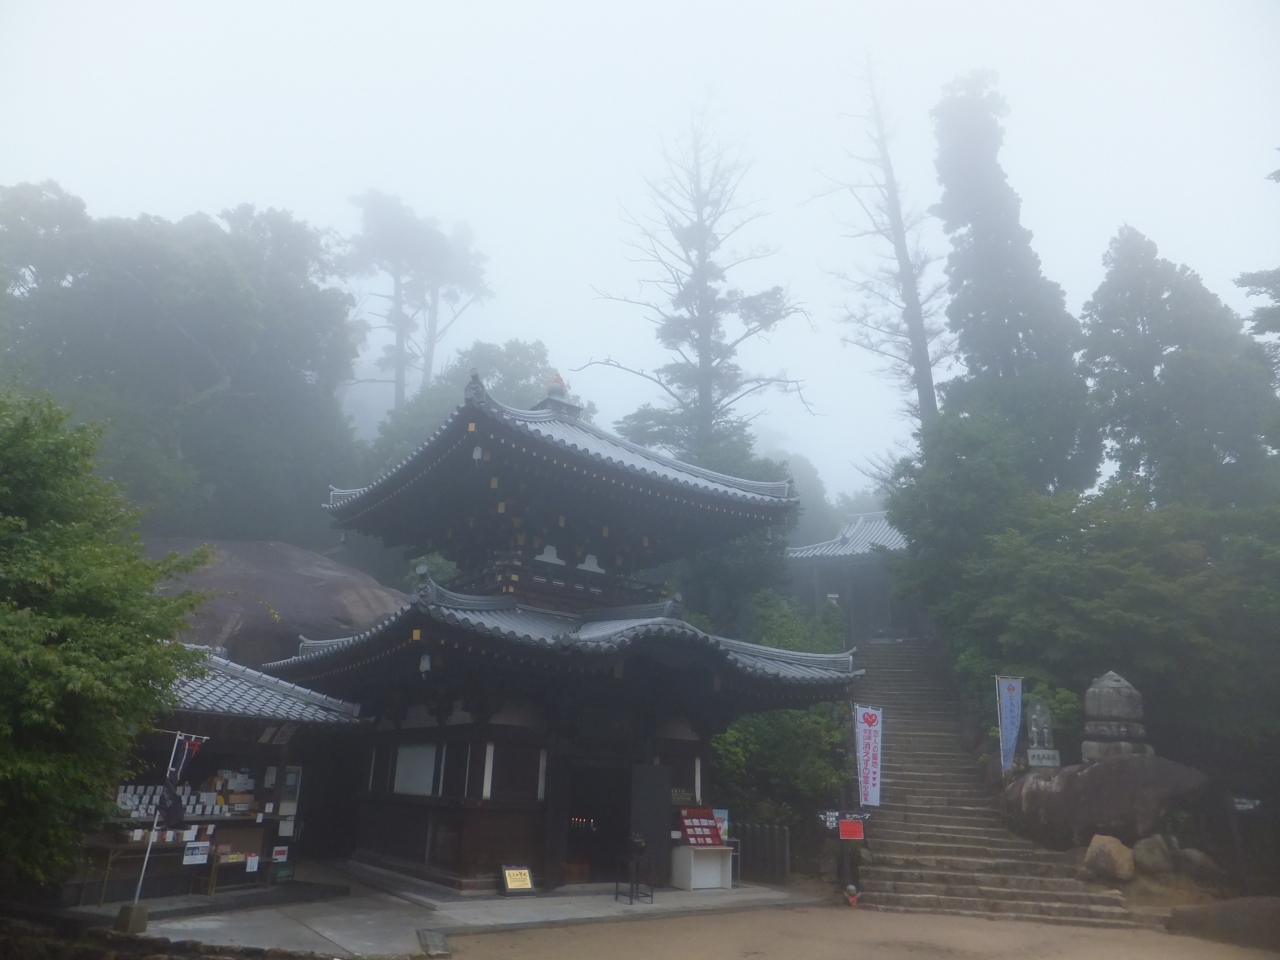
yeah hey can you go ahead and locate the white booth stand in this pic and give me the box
[671,845,733,890]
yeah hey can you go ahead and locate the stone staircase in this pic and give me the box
[854,639,1136,927]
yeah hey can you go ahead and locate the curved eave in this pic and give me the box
[324,396,795,523]
[263,600,857,694]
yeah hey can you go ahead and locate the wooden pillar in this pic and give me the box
[541,746,569,889]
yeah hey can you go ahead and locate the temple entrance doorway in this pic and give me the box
[565,762,630,882]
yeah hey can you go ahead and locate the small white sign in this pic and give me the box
[246,853,260,873]
[1028,748,1061,767]
[182,841,210,866]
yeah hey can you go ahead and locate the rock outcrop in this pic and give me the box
[1004,754,1206,847]
[147,538,410,667]
[1132,835,1174,875]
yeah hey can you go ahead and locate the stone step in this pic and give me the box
[880,766,979,779]
[878,795,999,811]
[867,838,1067,861]
[859,866,1091,893]
[871,827,1038,849]
[861,879,1125,909]
[857,895,1134,925]
[863,852,1081,878]
[880,770,983,784]
[866,819,1015,841]
[870,809,1005,829]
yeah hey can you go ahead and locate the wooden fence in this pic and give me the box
[732,822,790,884]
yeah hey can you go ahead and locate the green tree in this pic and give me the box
[0,182,361,545]
[348,191,489,409]
[1083,226,1280,506]
[0,389,205,882]
[941,490,1280,777]
[590,119,803,466]
[930,72,1099,494]
[710,594,849,827]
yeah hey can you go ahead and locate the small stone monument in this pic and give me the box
[1026,697,1060,767]
[1081,671,1153,762]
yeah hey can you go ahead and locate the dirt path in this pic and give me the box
[448,904,1275,960]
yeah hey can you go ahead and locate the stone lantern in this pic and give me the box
[1081,671,1154,762]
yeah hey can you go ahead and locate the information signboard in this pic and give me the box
[678,807,723,846]
[501,865,535,895]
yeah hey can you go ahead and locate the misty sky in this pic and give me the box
[2,2,1276,502]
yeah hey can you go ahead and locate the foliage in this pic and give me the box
[365,339,594,480]
[1083,226,1279,506]
[710,704,847,827]
[929,72,1099,494]
[0,389,205,882]
[674,448,791,638]
[0,181,362,546]
[710,591,849,826]
[347,191,489,408]
[941,490,1280,778]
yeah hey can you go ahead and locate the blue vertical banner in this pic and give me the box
[996,676,1023,772]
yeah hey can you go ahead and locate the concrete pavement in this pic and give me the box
[147,863,822,957]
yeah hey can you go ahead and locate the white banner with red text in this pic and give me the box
[853,704,884,807]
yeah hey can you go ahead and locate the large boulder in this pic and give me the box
[1177,847,1226,884]
[1132,835,1173,875]
[1004,754,1207,847]
[1168,897,1280,951]
[1084,834,1134,882]
[148,539,410,668]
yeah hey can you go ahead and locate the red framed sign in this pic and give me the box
[678,807,723,846]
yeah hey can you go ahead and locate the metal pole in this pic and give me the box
[132,731,183,906]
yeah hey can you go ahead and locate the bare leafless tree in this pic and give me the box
[582,118,806,463]
[826,71,949,423]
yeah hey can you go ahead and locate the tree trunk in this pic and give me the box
[392,274,407,411]
[422,286,441,392]
[869,79,938,423]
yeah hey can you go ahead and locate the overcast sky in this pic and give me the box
[2,1,1276,501]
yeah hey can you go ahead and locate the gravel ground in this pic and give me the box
[448,904,1278,960]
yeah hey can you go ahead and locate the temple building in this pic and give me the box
[786,511,923,642]
[263,374,858,890]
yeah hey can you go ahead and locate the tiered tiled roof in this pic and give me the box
[785,511,906,560]
[326,383,793,520]
[175,652,363,723]
[264,578,859,691]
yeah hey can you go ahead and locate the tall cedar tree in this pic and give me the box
[347,191,489,409]
[591,121,803,468]
[929,72,1098,494]
[0,182,361,546]
[0,389,205,882]
[1083,226,1280,507]
[887,73,1099,617]
[592,122,805,635]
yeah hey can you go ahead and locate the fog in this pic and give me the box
[2,0,1276,498]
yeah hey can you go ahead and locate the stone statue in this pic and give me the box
[1027,698,1054,750]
